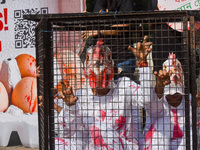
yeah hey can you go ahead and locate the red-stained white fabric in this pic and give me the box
[143,96,186,150]
[55,67,157,150]
[143,94,200,150]
[142,54,188,149]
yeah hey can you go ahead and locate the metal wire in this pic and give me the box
[33,11,200,150]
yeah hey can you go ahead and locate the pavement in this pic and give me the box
[0,146,38,150]
[0,132,38,150]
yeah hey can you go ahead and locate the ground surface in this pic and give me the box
[0,146,38,150]
[0,132,39,150]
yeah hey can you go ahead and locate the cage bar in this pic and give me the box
[25,11,200,150]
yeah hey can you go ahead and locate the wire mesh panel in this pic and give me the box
[195,17,200,150]
[28,11,200,150]
[35,18,54,150]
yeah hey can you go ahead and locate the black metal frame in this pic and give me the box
[26,11,200,150]
[35,18,54,150]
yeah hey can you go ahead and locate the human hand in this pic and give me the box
[128,35,152,67]
[154,69,172,99]
[38,95,43,107]
[36,66,41,78]
[54,103,63,114]
[61,82,78,106]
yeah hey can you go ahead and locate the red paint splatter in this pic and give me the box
[113,140,117,143]
[31,97,37,113]
[28,80,34,113]
[119,137,124,150]
[100,110,106,121]
[81,124,85,128]
[60,121,66,127]
[27,96,30,101]
[63,63,67,74]
[144,122,156,150]
[115,115,126,130]
[55,138,68,146]
[171,109,184,140]
[197,120,200,127]
[120,129,126,137]
[90,125,113,150]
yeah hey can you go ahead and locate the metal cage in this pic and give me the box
[24,11,200,150]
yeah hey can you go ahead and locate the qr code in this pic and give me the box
[14,7,48,49]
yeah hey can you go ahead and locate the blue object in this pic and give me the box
[100,10,107,12]
[114,10,117,18]
[117,57,136,73]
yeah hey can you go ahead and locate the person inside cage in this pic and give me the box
[81,0,140,81]
[147,0,200,77]
[142,53,200,150]
[51,35,174,150]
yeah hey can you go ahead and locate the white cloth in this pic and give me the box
[55,67,158,150]
[142,94,196,150]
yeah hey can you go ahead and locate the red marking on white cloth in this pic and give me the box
[110,109,118,114]
[171,109,184,141]
[119,137,124,150]
[144,122,156,150]
[129,84,140,94]
[120,129,126,137]
[109,109,118,120]
[167,23,172,27]
[115,115,126,130]
[197,120,200,127]
[90,125,113,150]
[81,124,85,128]
[60,121,66,127]
[55,138,68,146]
[100,110,106,121]
[60,118,66,127]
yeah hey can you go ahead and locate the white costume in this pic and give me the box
[55,66,157,150]
[142,53,199,150]
[143,96,186,150]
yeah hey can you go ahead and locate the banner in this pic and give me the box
[158,0,200,32]
[0,0,85,148]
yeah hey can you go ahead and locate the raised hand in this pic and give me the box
[154,69,172,99]
[128,35,152,67]
[61,82,78,106]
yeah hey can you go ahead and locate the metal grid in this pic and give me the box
[30,11,200,150]
[35,18,47,150]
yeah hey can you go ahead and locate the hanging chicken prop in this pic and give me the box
[162,53,184,107]
[163,52,183,86]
